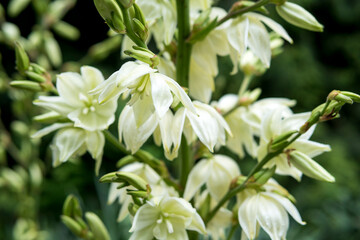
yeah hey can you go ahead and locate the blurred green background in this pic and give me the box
[0,0,359,239]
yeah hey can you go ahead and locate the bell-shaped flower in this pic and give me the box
[227,12,293,68]
[34,66,117,131]
[108,162,178,222]
[238,184,305,240]
[90,61,196,127]
[129,196,206,240]
[184,154,240,201]
[257,108,331,180]
[189,7,230,103]
[32,123,105,174]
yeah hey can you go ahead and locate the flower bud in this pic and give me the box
[33,111,63,123]
[63,194,83,218]
[52,21,80,41]
[289,150,335,182]
[132,18,148,42]
[276,2,324,32]
[94,0,126,34]
[44,33,62,67]
[88,35,122,61]
[253,166,276,186]
[85,212,111,240]
[100,171,149,191]
[126,189,149,199]
[2,22,20,41]
[8,0,31,17]
[116,155,137,168]
[61,215,85,238]
[124,46,159,68]
[15,41,30,74]
[10,80,42,92]
[25,71,46,83]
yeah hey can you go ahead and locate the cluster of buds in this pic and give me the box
[61,195,110,240]
[94,0,148,43]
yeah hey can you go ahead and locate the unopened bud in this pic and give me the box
[2,22,20,41]
[341,91,360,103]
[116,155,137,168]
[15,41,30,74]
[63,194,83,218]
[29,63,46,74]
[276,2,324,32]
[52,21,80,41]
[128,202,139,216]
[94,0,126,34]
[25,71,46,83]
[33,111,63,123]
[272,130,298,145]
[44,33,62,67]
[124,46,159,68]
[8,0,31,17]
[132,3,146,26]
[61,215,84,238]
[126,189,149,199]
[132,18,148,42]
[289,150,335,182]
[253,166,276,186]
[10,80,42,91]
[88,35,122,61]
[100,171,149,191]
[85,212,111,240]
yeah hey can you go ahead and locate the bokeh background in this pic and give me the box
[0,0,359,239]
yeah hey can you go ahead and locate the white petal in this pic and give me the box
[86,131,105,175]
[183,160,211,201]
[292,139,331,158]
[34,96,75,116]
[31,122,72,138]
[150,73,173,118]
[80,66,105,89]
[207,161,233,201]
[238,195,259,240]
[56,72,85,104]
[130,202,159,232]
[227,17,249,55]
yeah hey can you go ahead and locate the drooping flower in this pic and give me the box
[108,163,178,222]
[227,12,293,68]
[237,180,305,240]
[257,108,332,180]
[90,61,196,127]
[32,123,105,174]
[129,196,206,240]
[35,66,117,131]
[184,154,240,201]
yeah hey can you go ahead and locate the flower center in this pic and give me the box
[79,93,98,115]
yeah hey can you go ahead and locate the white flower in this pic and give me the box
[32,123,105,174]
[129,196,206,240]
[90,61,196,127]
[108,163,177,222]
[34,66,117,131]
[189,7,230,103]
[184,154,240,201]
[238,180,305,240]
[227,12,292,68]
[257,108,331,180]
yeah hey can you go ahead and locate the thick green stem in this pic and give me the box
[205,132,302,225]
[179,135,192,195]
[120,5,147,48]
[176,0,192,87]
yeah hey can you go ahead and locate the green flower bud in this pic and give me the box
[85,212,111,240]
[44,33,62,67]
[116,155,137,168]
[33,111,64,123]
[52,21,80,41]
[100,171,149,191]
[132,18,148,42]
[2,22,20,41]
[63,194,83,218]
[132,3,146,26]
[276,2,324,32]
[29,63,46,74]
[25,71,46,83]
[15,41,30,74]
[60,215,84,238]
[289,150,335,182]
[341,91,360,103]
[8,0,31,17]
[10,80,42,92]
[253,166,276,186]
[94,0,126,34]
[124,46,159,68]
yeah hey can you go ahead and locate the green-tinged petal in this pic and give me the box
[51,128,86,167]
[86,131,105,175]
[207,162,233,201]
[157,73,197,115]
[130,203,159,232]
[131,94,155,127]
[187,211,207,235]
[34,96,74,116]
[238,194,259,240]
[227,17,249,56]
[81,66,105,90]
[31,122,72,138]
[247,16,271,68]
[57,72,85,104]
[183,160,211,201]
[256,194,289,240]
[265,192,305,225]
[150,73,173,118]
[169,109,186,160]
[249,13,293,43]
[189,59,214,103]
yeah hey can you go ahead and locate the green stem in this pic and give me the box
[179,135,192,195]
[205,132,302,225]
[238,74,253,97]
[176,0,192,87]
[226,224,238,240]
[120,5,147,48]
